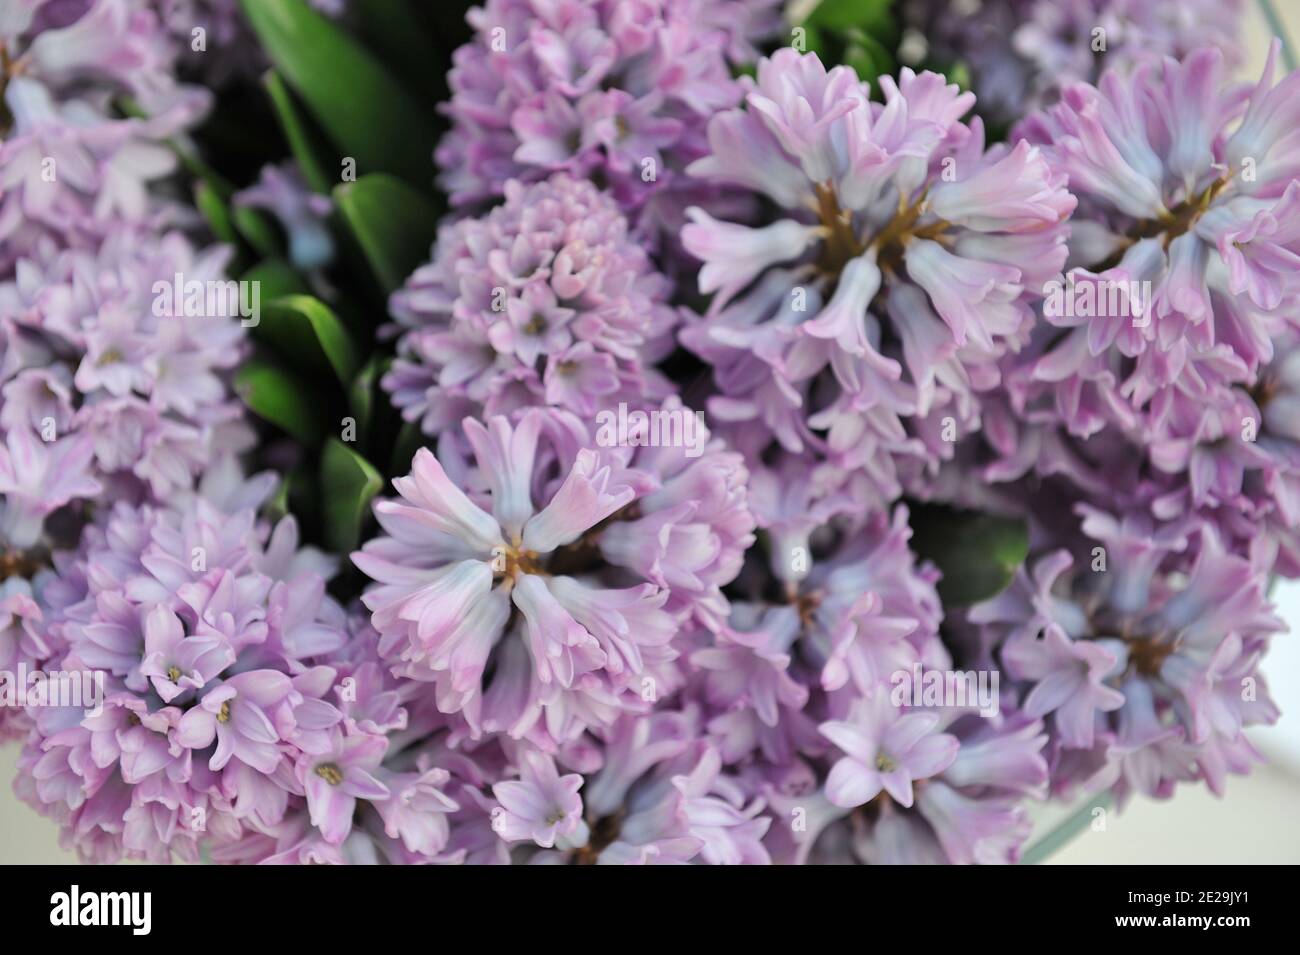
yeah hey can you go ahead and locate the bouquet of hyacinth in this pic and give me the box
[0,0,1296,866]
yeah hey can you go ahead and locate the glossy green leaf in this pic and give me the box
[235,359,324,444]
[807,0,896,38]
[241,0,438,189]
[352,0,448,103]
[261,70,335,195]
[844,31,896,85]
[232,206,284,260]
[195,181,238,245]
[348,354,386,441]
[241,258,309,302]
[334,174,440,296]
[908,504,1030,607]
[260,295,361,384]
[321,439,384,553]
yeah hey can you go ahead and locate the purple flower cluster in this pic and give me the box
[9,472,481,863]
[4,1,1298,867]
[384,174,681,438]
[1,1,245,565]
[681,49,1074,509]
[436,0,784,250]
[353,406,753,749]
[1002,44,1300,567]
[357,36,1294,864]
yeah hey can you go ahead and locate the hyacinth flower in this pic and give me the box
[681,48,1074,513]
[1011,42,1300,418]
[9,471,486,864]
[436,0,784,248]
[968,507,1282,806]
[2,1,244,569]
[234,162,335,271]
[1,0,208,264]
[672,502,1051,864]
[491,711,771,865]
[772,711,1049,865]
[0,230,251,554]
[979,43,1300,581]
[353,407,754,749]
[385,174,682,439]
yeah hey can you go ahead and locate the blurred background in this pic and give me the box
[3,2,1300,864]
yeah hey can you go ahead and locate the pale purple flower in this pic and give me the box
[9,479,447,863]
[682,49,1073,513]
[436,0,777,247]
[901,0,1243,126]
[820,694,960,808]
[138,604,234,703]
[298,731,390,846]
[491,749,587,848]
[353,408,753,747]
[385,175,679,436]
[234,162,334,270]
[969,515,1282,804]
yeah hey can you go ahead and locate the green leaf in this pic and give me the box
[807,0,896,38]
[799,21,828,57]
[261,70,335,195]
[241,0,438,189]
[195,181,239,245]
[259,295,361,384]
[265,475,292,524]
[908,504,1030,607]
[348,354,386,440]
[321,439,384,553]
[232,206,285,260]
[844,31,896,85]
[235,360,325,444]
[241,258,309,302]
[352,0,448,103]
[390,420,426,477]
[334,174,440,296]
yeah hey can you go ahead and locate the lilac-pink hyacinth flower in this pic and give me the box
[385,174,679,437]
[9,476,464,863]
[436,0,783,246]
[681,48,1074,513]
[491,749,587,848]
[820,693,960,808]
[353,407,754,748]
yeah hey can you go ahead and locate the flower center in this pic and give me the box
[315,762,344,786]
[814,183,951,278]
[1092,175,1232,271]
[0,548,47,581]
[814,183,867,275]
[495,543,545,583]
[572,811,624,865]
[875,752,898,773]
[216,701,232,724]
[1125,634,1178,677]
[167,666,182,683]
